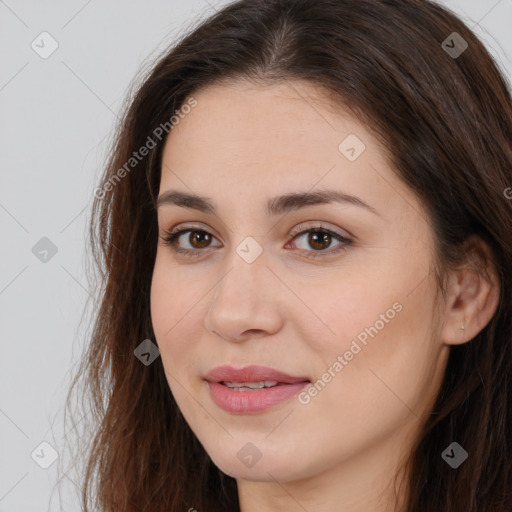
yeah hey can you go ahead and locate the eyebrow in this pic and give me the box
[156,189,380,217]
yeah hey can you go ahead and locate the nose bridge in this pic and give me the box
[205,242,283,340]
[211,242,269,308]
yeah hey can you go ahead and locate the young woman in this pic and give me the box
[66,1,512,510]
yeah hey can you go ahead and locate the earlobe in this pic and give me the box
[441,236,501,346]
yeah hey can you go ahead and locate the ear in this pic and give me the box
[441,235,501,346]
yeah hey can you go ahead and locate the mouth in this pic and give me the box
[220,380,283,390]
[204,364,311,413]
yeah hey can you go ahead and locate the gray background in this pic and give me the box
[1,1,511,510]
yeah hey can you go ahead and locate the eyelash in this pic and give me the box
[159,224,353,259]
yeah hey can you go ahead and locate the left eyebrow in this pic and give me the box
[156,189,381,217]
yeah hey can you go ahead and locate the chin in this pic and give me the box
[207,446,316,483]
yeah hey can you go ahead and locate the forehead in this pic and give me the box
[165,79,365,154]
[158,79,424,227]
[162,80,379,181]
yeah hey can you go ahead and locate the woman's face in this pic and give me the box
[150,80,450,487]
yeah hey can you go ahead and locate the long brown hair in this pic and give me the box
[63,0,512,510]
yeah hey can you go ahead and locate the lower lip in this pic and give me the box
[207,381,309,414]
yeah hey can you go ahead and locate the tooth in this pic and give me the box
[223,380,279,389]
[245,382,265,389]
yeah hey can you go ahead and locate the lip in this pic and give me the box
[205,364,310,384]
[204,364,310,414]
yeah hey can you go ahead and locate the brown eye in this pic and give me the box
[307,231,333,251]
[187,231,212,249]
[289,227,352,257]
[160,228,221,255]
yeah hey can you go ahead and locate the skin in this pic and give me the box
[150,79,500,512]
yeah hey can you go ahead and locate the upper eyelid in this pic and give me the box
[289,221,352,239]
[163,223,351,247]
[163,220,352,238]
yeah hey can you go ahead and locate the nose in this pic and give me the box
[204,251,284,343]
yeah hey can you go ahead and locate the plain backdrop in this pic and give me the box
[1,0,511,510]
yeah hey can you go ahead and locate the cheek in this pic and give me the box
[150,259,188,358]
[323,245,434,348]
[149,263,211,432]
[151,254,191,331]
[299,269,402,356]
[317,280,439,421]
[307,257,438,396]
[150,256,210,376]
[150,261,171,340]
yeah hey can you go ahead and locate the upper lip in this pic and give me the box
[205,364,310,384]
